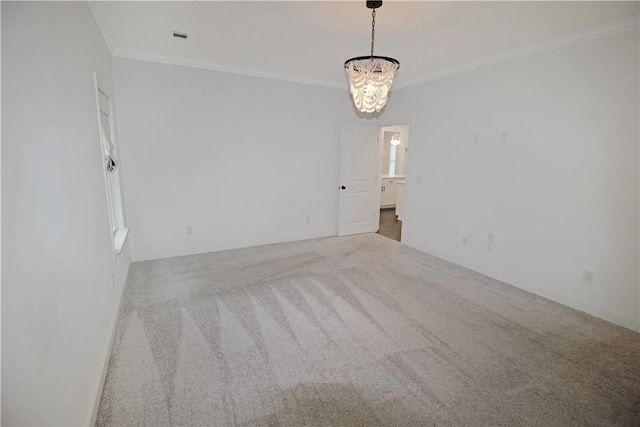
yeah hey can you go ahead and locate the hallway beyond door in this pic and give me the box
[377,208,401,241]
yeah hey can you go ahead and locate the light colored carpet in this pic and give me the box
[97,233,640,426]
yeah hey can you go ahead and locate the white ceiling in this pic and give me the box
[89,1,639,88]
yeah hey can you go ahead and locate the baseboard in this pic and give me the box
[407,245,640,332]
[84,257,131,426]
[131,230,336,262]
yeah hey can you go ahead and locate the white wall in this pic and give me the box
[113,57,366,261]
[2,2,131,425]
[382,30,640,330]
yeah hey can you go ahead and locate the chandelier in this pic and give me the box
[344,0,400,113]
[390,132,402,146]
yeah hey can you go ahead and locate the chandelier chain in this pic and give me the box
[370,8,376,56]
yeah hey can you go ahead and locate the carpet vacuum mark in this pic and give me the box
[97,233,640,426]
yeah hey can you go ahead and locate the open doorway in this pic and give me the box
[378,124,409,242]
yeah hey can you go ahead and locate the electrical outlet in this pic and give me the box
[487,233,494,252]
[500,132,507,144]
[473,133,479,144]
[462,236,468,246]
[111,274,115,288]
[305,215,311,223]
[582,270,594,284]
[186,225,193,235]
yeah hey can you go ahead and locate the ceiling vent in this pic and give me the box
[172,31,188,39]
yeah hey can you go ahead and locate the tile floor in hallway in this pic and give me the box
[378,208,402,242]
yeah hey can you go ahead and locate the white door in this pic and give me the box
[338,125,381,236]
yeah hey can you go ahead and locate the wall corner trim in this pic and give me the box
[408,246,640,333]
[84,259,132,426]
[112,48,346,90]
[130,231,337,263]
[109,15,638,92]
[394,15,640,89]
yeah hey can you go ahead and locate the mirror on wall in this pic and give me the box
[381,125,409,177]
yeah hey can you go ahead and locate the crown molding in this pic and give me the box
[112,48,346,89]
[112,15,638,91]
[394,15,640,89]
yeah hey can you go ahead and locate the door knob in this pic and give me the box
[340,185,346,190]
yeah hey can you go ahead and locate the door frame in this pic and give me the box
[378,122,411,243]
